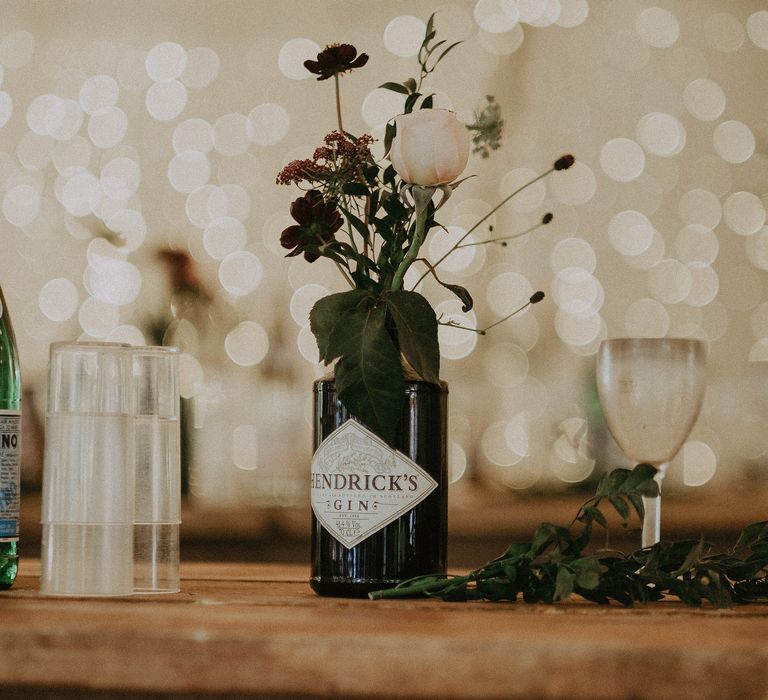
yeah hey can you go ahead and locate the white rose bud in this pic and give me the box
[390,109,470,186]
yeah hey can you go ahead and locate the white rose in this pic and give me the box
[390,109,470,186]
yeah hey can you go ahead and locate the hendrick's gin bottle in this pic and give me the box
[310,372,448,597]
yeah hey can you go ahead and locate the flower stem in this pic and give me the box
[390,186,434,291]
[334,261,355,288]
[369,575,463,600]
[456,216,551,248]
[439,292,543,335]
[411,167,554,290]
[334,74,344,133]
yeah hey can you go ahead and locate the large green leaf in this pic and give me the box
[385,290,440,384]
[309,289,371,364]
[334,302,404,445]
[311,290,405,443]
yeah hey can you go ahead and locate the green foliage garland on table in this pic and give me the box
[370,464,768,607]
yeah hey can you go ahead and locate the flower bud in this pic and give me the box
[390,109,470,186]
[554,154,575,171]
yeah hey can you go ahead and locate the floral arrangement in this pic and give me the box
[277,15,573,444]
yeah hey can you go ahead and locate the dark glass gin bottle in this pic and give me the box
[0,284,20,588]
[310,371,448,597]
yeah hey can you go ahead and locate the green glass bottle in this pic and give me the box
[0,284,21,588]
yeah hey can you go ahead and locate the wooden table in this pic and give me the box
[20,491,768,565]
[2,561,768,699]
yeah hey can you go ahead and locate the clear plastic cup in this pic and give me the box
[41,342,134,596]
[132,346,181,593]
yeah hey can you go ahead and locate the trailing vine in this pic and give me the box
[370,464,768,607]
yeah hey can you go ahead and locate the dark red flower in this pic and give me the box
[280,190,343,262]
[304,43,369,81]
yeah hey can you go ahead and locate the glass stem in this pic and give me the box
[641,463,668,549]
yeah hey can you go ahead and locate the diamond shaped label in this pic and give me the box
[311,419,438,549]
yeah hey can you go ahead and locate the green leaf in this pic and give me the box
[404,93,420,114]
[309,289,372,364]
[700,569,733,608]
[444,283,473,312]
[581,505,607,529]
[372,216,394,244]
[606,468,631,493]
[497,541,530,561]
[626,492,645,522]
[333,301,405,445]
[383,164,397,189]
[342,182,370,196]
[385,290,440,384]
[382,196,409,221]
[449,175,477,191]
[501,563,517,582]
[608,495,630,522]
[378,81,410,95]
[672,539,705,577]
[362,164,380,184]
[734,578,768,603]
[425,12,435,39]
[384,121,396,158]
[426,39,447,56]
[340,206,372,242]
[736,521,768,550]
[416,258,474,312]
[554,566,575,601]
[435,40,462,64]
[529,522,560,556]
[570,556,601,591]
[329,242,376,272]
[575,570,601,591]
[421,94,434,109]
[595,469,619,498]
[621,463,658,494]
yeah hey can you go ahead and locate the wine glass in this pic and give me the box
[596,338,706,548]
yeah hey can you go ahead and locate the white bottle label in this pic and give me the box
[0,410,20,542]
[311,419,437,549]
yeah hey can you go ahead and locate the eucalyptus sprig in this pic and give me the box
[369,463,768,607]
[379,12,462,120]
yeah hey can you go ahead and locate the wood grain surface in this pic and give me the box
[1,561,767,699]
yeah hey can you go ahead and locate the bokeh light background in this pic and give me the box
[2,0,768,507]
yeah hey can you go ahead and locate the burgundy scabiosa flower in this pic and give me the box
[280,190,343,262]
[304,43,369,81]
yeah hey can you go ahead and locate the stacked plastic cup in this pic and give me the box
[41,342,181,596]
[132,346,181,593]
[41,342,135,596]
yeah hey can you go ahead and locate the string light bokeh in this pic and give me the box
[1,0,768,506]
